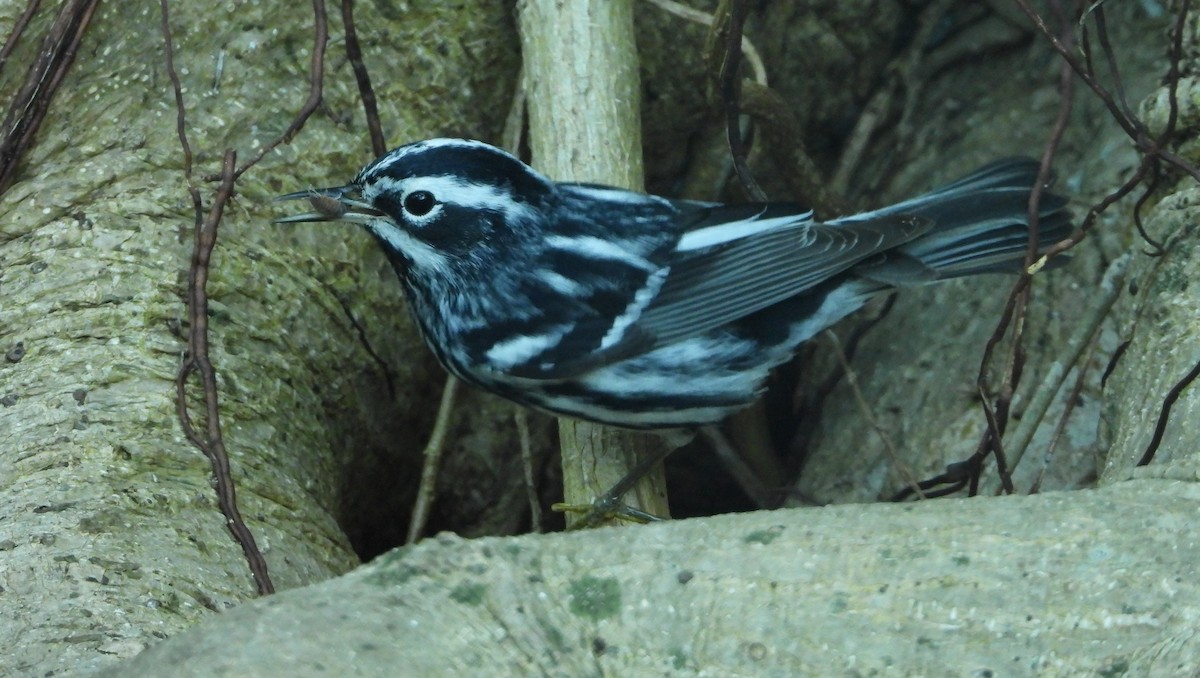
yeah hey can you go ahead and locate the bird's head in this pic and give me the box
[276,138,555,277]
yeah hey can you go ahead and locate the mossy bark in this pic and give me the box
[0,2,524,673]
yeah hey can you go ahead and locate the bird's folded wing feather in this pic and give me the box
[496,203,930,380]
[636,204,931,347]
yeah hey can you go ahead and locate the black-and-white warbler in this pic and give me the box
[277,139,1070,430]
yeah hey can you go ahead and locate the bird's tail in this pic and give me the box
[840,158,1073,286]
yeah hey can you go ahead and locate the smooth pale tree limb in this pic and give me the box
[518,0,672,525]
[105,479,1200,676]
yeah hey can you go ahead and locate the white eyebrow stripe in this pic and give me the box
[369,175,506,208]
[675,212,812,252]
[485,324,575,370]
[367,175,538,225]
[544,235,657,271]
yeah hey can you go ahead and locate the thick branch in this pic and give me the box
[107,480,1200,675]
[517,0,671,523]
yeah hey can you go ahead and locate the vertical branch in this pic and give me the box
[0,0,44,76]
[0,0,101,196]
[715,0,766,201]
[162,0,274,595]
[971,0,1076,495]
[405,378,460,544]
[176,150,274,596]
[518,0,671,525]
[341,0,386,156]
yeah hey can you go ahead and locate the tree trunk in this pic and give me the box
[0,1,525,673]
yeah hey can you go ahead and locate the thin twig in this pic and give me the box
[341,0,386,156]
[969,271,1029,494]
[0,0,101,195]
[699,426,775,509]
[790,295,897,467]
[1029,341,1094,494]
[406,377,459,543]
[0,0,43,76]
[176,150,274,595]
[1001,254,1129,480]
[163,0,273,595]
[646,0,766,87]
[1089,6,1133,123]
[976,383,1013,495]
[161,1,194,186]
[332,291,395,399]
[502,71,527,155]
[1015,0,1200,184]
[1021,0,1200,470]
[717,0,766,201]
[970,0,1077,496]
[1138,360,1200,467]
[514,410,543,532]
[824,330,926,500]
[227,0,328,179]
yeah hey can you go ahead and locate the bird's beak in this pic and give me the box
[273,185,381,225]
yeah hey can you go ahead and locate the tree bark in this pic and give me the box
[0,1,523,674]
[105,480,1200,676]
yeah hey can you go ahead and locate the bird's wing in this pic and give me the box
[632,203,931,346]
[497,202,930,380]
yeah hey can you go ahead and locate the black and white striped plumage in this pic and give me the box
[277,139,1071,429]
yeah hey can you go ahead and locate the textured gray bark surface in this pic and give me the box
[0,1,525,674]
[0,0,1191,676]
[99,480,1200,677]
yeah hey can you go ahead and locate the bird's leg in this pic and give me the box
[553,428,695,528]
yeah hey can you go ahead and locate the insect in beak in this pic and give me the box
[273,186,380,224]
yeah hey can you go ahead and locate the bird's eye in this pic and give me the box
[403,190,437,216]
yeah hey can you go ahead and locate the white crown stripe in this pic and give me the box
[563,184,663,206]
[368,138,518,175]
